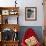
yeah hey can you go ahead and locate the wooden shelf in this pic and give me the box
[0,24,20,32]
[0,7,19,10]
[0,7,19,16]
[1,40,19,46]
[0,7,20,46]
[2,40,19,42]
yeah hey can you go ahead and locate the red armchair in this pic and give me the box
[21,28,41,46]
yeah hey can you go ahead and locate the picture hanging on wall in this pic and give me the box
[25,7,37,21]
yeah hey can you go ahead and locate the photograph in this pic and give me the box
[25,7,37,21]
[2,10,9,15]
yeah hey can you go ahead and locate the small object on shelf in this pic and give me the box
[5,18,8,24]
[0,10,2,14]
[14,37,15,41]
[14,28,17,32]
[9,10,18,15]
[2,28,12,41]
[0,15,1,24]
[13,32,18,41]
[9,10,15,15]
[14,12,18,14]
[13,33,16,41]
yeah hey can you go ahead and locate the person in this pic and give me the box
[21,28,41,46]
[27,9,33,18]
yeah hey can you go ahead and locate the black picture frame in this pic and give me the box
[25,7,37,21]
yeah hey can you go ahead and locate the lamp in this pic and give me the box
[15,0,17,7]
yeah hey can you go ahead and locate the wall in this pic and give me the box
[18,0,44,26]
[0,0,44,26]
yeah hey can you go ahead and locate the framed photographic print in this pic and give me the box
[2,10,9,15]
[25,7,37,21]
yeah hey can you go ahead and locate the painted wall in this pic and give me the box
[0,0,44,26]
